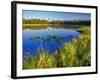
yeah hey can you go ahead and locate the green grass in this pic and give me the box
[23,27,91,69]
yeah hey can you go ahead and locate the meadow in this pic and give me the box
[23,26,91,69]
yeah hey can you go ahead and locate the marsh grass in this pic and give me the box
[23,27,91,69]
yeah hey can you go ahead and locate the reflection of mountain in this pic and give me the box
[46,27,53,30]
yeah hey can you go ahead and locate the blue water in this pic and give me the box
[23,28,80,55]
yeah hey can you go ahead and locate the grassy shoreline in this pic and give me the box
[23,23,90,29]
[23,24,63,29]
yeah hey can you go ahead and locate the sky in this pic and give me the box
[23,10,91,20]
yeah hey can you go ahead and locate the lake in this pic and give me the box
[23,28,80,55]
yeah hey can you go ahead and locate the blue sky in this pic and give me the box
[23,10,91,20]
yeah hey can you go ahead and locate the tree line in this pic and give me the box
[23,18,90,26]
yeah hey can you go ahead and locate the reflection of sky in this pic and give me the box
[23,10,91,20]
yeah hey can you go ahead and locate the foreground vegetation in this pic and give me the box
[23,27,91,69]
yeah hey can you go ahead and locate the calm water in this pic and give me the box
[23,28,80,55]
